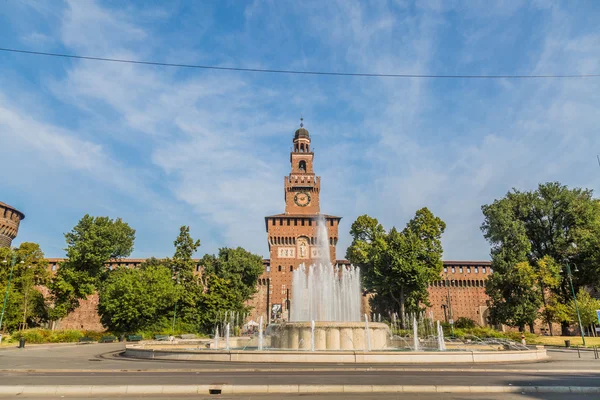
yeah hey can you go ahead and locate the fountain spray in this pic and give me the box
[214,326,220,350]
[225,323,230,351]
[258,316,264,351]
[412,315,420,351]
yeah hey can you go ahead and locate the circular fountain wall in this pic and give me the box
[270,321,389,351]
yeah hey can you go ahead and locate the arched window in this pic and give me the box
[290,265,293,272]
[278,265,282,272]
[299,160,306,171]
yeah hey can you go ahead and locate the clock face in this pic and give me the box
[294,191,311,207]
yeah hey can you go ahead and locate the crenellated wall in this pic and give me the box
[0,201,25,248]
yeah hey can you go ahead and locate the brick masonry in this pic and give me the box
[0,201,25,248]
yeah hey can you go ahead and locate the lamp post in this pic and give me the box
[445,272,455,335]
[1,254,22,333]
[564,261,586,346]
[21,265,32,331]
[171,272,185,335]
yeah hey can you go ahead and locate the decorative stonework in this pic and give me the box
[0,201,25,248]
[277,247,296,258]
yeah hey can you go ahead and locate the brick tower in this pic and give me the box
[0,202,25,248]
[261,120,341,321]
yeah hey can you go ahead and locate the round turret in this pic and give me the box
[0,201,25,248]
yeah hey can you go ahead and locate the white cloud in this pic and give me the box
[3,0,600,262]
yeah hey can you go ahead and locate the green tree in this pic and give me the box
[168,226,203,332]
[346,208,446,327]
[49,215,135,320]
[171,226,200,280]
[97,264,178,335]
[0,243,50,332]
[201,247,264,301]
[196,274,246,333]
[481,182,600,334]
[567,290,600,334]
[485,261,541,331]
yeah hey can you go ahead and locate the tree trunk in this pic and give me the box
[561,321,570,336]
[529,323,535,334]
[399,287,406,329]
[540,285,553,336]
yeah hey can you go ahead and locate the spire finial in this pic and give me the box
[300,116,304,128]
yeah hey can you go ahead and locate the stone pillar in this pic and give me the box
[299,326,311,350]
[326,327,340,350]
[340,327,353,350]
[353,327,365,351]
[315,327,327,350]
[288,326,299,350]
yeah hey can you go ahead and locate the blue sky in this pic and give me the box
[1,0,599,260]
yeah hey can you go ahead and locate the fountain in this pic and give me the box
[258,316,264,351]
[270,215,388,351]
[225,323,230,351]
[126,218,547,363]
[437,320,446,351]
[214,326,219,350]
[412,315,420,351]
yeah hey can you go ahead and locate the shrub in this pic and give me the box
[454,317,476,329]
[12,329,96,344]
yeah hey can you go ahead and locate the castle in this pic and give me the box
[0,202,25,248]
[8,122,496,331]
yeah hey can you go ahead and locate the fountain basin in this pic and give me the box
[269,321,389,351]
[124,345,548,364]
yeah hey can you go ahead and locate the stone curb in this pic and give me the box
[1,368,599,374]
[0,385,599,395]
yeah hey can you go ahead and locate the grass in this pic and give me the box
[531,335,600,348]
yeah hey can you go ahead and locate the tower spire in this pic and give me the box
[300,116,304,128]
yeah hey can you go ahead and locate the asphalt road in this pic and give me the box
[7,394,600,400]
[0,342,599,398]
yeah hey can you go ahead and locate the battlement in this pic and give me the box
[0,201,25,248]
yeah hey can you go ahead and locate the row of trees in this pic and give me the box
[3,181,598,336]
[346,182,600,336]
[346,208,446,328]
[1,215,264,335]
[481,182,600,334]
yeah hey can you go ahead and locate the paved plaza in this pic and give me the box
[0,343,599,398]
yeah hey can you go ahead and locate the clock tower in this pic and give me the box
[284,119,320,214]
[259,120,341,321]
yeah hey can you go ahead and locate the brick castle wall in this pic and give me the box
[0,202,25,248]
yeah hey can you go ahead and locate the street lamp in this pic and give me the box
[563,259,586,346]
[171,272,185,335]
[445,272,455,336]
[21,265,32,331]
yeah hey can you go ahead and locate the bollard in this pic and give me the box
[577,345,580,358]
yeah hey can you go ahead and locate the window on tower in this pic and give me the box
[299,160,306,171]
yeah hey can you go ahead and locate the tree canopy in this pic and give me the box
[481,182,600,332]
[346,208,446,327]
[49,215,135,320]
[0,243,50,331]
[201,247,264,301]
[97,264,178,334]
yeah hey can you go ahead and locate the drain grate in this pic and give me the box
[209,388,222,395]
